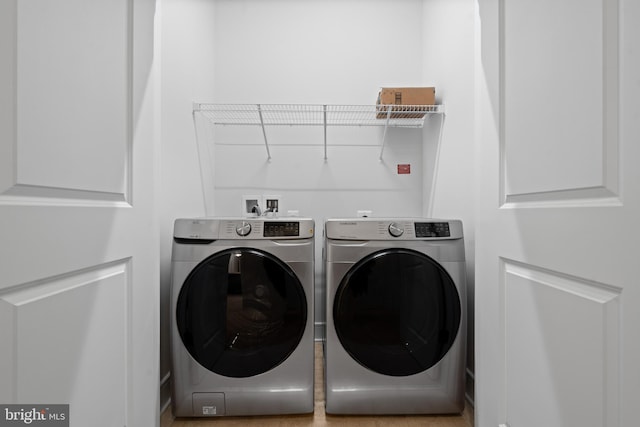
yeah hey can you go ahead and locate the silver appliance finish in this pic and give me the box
[171,217,315,417]
[324,218,466,414]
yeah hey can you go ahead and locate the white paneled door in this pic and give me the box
[476,1,639,427]
[0,1,159,426]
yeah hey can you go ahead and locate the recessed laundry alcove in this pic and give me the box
[159,0,476,417]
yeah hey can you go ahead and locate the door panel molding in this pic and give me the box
[499,0,619,207]
[501,259,620,427]
[1,0,133,204]
[0,184,129,207]
[0,259,131,420]
[502,186,621,209]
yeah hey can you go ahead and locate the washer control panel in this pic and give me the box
[225,219,311,239]
[235,221,252,236]
[414,222,450,238]
[388,222,404,237]
[173,218,315,241]
[263,221,300,237]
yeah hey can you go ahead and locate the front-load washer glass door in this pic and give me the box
[176,248,307,378]
[333,248,461,377]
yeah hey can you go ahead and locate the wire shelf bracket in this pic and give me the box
[256,104,272,160]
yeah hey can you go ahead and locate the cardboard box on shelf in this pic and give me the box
[376,87,436,119]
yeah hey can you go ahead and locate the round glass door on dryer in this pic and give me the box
[333,248,461,377]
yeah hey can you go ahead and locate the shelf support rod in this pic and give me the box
[256,104,272,160]
[323,105,328,160]
[379,106,392,160]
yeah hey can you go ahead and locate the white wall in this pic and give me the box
[160,0,476,411]
[422,0,476,402]
[207,0,429,225]
[159,0,216,409]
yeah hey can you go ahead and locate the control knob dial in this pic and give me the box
[236,221,252,237]
[388,222,404,237]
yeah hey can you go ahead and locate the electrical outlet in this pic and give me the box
[241,195,262,217]
[263,195,281,216]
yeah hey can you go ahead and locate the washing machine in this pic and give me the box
[324,218,466,414]
[170,217,315,417]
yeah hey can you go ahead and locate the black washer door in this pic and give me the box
[176,248,307,378]
[334,248,461,377]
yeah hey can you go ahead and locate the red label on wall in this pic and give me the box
[397,164,411,174]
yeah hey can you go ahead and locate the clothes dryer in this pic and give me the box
[324,218,466,414]
[170,217,315,417]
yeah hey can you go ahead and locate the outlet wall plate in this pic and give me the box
[263,195,281,215]
[241,195,263,217]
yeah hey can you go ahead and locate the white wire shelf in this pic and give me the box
[193,103,443,127]
[192,103,445,159]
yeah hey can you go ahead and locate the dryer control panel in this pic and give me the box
[325,218,462,241]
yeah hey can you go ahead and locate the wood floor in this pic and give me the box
[162,344,474,427]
